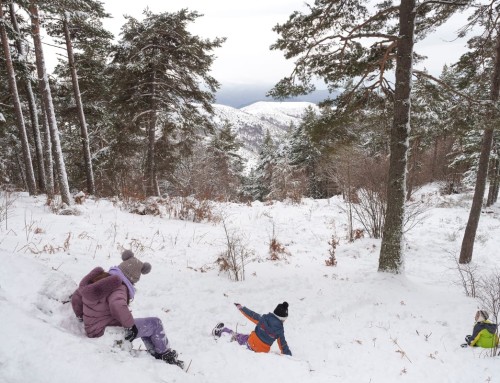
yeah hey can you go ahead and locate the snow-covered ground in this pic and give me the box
[0,184,499,383]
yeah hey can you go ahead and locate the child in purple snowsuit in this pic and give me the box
[71,250,183,368]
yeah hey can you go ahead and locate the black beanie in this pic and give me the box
[273,301,289,319]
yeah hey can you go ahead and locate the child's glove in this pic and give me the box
[125,324,138,342]
[460,343,468,348]
[234,303,242,310]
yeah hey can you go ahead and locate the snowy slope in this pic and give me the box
[0,185,499,383]
[211,101,319,171]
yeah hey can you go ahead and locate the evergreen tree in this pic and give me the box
[28,0,71,205]
[288,109,321,197]
[456,8,500,264]
[210,121,245,175]
[0,0,37,195]
[8,3,46,192]
[253,130,276,201]
[109,9,225,197]
[270,0,470,273]
[46,0,112,195]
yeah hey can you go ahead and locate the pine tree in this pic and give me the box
[458,12,500,264]
[288,107,325,198]
[8,3,46,192]
[253,130,276,201]
[270,0,470,273]
[28,0,71,205]
[209,121,245,178]
[42,0,111,196]
[0,0,37,195]
[109,9,225,197]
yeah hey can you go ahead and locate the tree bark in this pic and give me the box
[458,32,500,264]
[144,69,158,197]
[9,3,46,193]
[41,106,55,199]
[29,1,71,205]
[486,154,499,207]
[378,0,416,273]
[0,1,37,195]
[63,13,95,195]
[406,136,420,201]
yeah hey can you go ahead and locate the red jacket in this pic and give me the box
[71,267,134,338]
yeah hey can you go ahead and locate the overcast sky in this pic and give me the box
[90,1,473,89]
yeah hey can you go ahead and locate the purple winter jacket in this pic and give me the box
[71,267,135,338]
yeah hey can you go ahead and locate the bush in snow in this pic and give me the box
[216,221,254,281]
[325,234,338,267]
[268,223,291,261]
[125,196,220,223]
[0,190,16,229]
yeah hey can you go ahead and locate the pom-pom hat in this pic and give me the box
[118,250,151,284]
[273,301,289,320]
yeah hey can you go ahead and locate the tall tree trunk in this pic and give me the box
[406,136,420,201]
[29,1,71,205]
[144,70,158,197]
[486,152,499,207]
[144,113,157,196]
[378,0,416,273]
[41,106,54,199]
[9,3,46,193]
[0,1,37,195]
[63,13,95,195]
[431,136,439,180]
[458,32,500,264]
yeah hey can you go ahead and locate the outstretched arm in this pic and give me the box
[235,303,261,324]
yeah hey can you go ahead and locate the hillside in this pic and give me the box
[211,101,319,170]
[0,185,499,383]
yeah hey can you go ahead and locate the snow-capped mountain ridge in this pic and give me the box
[211,101,320,170]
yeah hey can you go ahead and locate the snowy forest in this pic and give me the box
[2,0,500,271]
[1,0,500,381]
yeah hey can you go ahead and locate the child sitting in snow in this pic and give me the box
[71,250,184,368]
[461,310,499,348]
[212,302,292,356]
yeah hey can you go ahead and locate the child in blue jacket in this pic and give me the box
[212,302,292,356]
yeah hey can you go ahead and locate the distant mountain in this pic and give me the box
[215,84,333,108]
[211,101,320,171]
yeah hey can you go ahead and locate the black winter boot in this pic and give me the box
[212,322,224,338]
[159,349,184,369]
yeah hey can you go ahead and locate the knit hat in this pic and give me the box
[118,250,152,284]
[477,310,489,321]
[273,301,289,320]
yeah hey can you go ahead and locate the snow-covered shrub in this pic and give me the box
[452,254,479,298]
[0,190,16,229]
[351,188,386,239]
[325,234,338,267]
[74,191,86,204]
[216,221,254,281]
[267,222,291,261]
[125,196,220,223]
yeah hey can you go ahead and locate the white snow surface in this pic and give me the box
[0,184,499,383]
